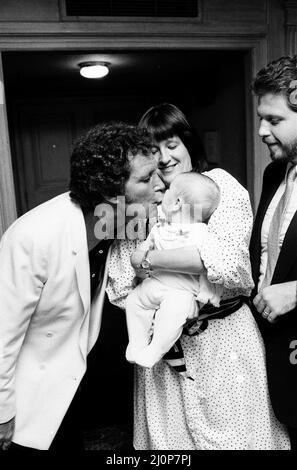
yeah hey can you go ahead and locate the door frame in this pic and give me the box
[0,33,269,237]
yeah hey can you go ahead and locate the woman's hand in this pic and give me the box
[131,240,154,267]
[130,243,147,270]
[131,241,154,280]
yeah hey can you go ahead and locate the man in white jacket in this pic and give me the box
[0,121,163,451]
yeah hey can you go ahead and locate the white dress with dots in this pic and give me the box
[106,168,290,450]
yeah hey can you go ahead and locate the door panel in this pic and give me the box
[11,96,151,214]
[22,111,73,209]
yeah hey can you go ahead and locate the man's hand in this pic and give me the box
[0,417,15,451]
[253,281,297,323]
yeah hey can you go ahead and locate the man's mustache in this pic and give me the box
[262,139,279,145]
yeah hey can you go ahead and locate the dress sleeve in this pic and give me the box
[106,239,139,310]
[199,168,254,291]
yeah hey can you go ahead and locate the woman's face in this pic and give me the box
[152,135,192,185]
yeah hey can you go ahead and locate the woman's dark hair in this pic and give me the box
[139,103,207,173]
[69,121,153,212]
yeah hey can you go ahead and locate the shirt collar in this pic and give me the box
[285,162,297,178]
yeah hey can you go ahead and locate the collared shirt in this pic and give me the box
[259,164,297,290]
[89,239,113,301]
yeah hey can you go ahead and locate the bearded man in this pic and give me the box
[250,55,297,449]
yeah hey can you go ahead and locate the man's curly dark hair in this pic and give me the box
[251,55,297,111]
[69,122,153,211]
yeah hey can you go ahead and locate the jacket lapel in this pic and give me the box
[69,200,90,316]
[88,247,112,352]
[272,210,297,283]
[250,162,287,292]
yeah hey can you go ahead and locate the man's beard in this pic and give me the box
[285,139,297,164]
[270,139,297,164]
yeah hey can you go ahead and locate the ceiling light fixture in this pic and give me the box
[78,61,110,79]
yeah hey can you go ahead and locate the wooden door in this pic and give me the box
[15,106,77,212]
[10,96,150,214]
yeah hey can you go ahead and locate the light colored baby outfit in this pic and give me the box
[125,218,222,368]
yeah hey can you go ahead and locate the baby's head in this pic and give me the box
[162,172,220,223]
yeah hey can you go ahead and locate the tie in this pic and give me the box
[261,165,296,288]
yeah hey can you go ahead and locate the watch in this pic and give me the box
[140,248,152,273]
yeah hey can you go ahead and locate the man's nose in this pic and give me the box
[258,119,271,138]
[152,172,166,193]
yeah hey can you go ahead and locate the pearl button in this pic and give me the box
[98,250,103,254]
[91,273,96,278]
[46,333,53,338]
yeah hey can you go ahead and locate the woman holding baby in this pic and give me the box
[107,103,289,450]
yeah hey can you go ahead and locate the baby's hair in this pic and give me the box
[171,172,220,222]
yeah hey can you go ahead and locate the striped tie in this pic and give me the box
[261,165,296,289]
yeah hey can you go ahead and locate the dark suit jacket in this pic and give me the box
[250,161,297,427]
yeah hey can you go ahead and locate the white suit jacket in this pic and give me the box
[0,193,110,449]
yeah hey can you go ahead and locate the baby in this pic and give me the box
[125,172,222,368]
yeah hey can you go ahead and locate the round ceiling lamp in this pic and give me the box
[78,61,110,79]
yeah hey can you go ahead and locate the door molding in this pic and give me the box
[0,33,268,236]
[0,52,17,237]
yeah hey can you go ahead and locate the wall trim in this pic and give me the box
[284,0,297,54]
[0,52,17,237]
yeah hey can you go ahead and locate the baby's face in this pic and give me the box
[162,177,212,223]
[161,186,178,216]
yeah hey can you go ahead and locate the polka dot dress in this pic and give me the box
[106,168,290,450]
